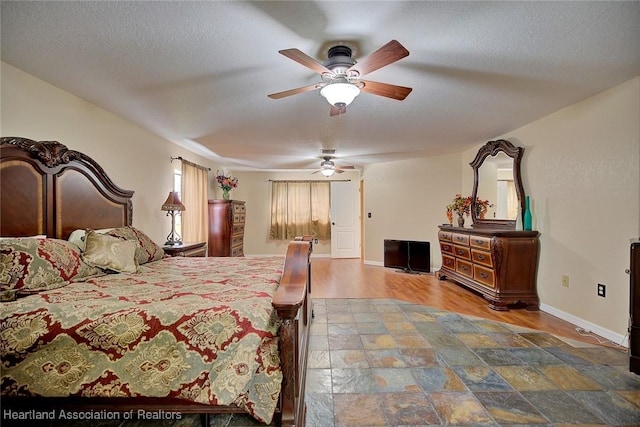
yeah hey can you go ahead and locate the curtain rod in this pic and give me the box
[170,156,211,171]
[269,179,351,183]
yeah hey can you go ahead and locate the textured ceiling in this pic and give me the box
[2,1,639,171]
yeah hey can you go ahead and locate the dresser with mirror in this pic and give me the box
[437,139,540,311]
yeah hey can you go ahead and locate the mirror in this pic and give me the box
[470,139,525,229]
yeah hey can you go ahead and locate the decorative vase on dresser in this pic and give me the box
[523,196,532,231]
[437,226,540,310]
[208,199,245,257]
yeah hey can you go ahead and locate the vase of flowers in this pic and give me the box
[446,194,472,228]
[446,195,494,226]
[216,171,238,200]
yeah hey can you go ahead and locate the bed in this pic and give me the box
[0,137,312,427]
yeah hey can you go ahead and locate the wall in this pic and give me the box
[1,62,223,245]
[362,153,463,264]
[479,76,638,342]
[231,169,361,256]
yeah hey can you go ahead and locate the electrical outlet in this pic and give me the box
[561,275,569,287]
[314,238,319,244]
[597,283,606,297]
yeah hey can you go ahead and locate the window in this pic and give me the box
[270,181,331,240]
[174,169,182,237]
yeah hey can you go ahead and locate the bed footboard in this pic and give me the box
[272,238,313,427]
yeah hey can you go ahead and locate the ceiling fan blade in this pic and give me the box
[334,169,345,174]
[337,165,356,170]
[360,80,412,100]
[347,40,409,77]
[330,105,346,116]
[268,83,322,99]
[279,48,332,75]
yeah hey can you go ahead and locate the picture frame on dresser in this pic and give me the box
[437,139,540,311]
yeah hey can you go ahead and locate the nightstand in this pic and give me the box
[163,242,207,257]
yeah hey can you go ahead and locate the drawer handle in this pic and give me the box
[474,239,483,244]
[456,237,464,242]
[477,254,485,260]
[460,265,468,271]
[457,249,466,255]
[479,272,488,278]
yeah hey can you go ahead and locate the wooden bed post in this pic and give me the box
[273,239,313,427]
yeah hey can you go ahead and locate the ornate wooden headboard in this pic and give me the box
[0,137,134,239]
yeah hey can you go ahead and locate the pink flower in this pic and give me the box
[216,171,238,191]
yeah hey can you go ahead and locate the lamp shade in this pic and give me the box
[320,82,360,107]
[161,191,185,211]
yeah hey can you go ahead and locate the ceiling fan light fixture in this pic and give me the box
[320,81,360,107]
[321,167,335,177]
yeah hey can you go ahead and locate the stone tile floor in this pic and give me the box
[10,298,640,426]
[300,299,640,426]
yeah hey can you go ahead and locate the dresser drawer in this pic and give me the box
[474,265,495,288]
[440,242,454,255]
[441,254,455,271]
[233,213,246,224]
[233,203,246,214]
[438,230,453,241]
[231,245,244,257]
[453,245,471,260]
[232,234,244,247]
[233,223,245,234]
[456,259,474,278]
[471,249,493,268]
[451,233,470,246]
[470,235,491,250]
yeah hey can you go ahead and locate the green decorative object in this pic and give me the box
[524,196,532,231]
[222,189,230,200]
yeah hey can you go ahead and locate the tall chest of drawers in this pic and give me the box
[208,200,245,257]
[437,225,540,311]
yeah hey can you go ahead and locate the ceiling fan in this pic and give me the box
[312,150,356,177]
[268,40,412,116]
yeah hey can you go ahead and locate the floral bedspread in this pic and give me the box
[0,256,285,423]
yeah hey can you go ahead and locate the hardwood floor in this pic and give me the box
[311,258,622,348]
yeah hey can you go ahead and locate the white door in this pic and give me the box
[330,181,360,258]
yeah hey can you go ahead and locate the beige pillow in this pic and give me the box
[82,230,138,273]
[68,228,114,251]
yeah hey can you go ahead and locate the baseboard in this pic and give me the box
[540,303,629,347]
[364,260,383,267]
[245,253,331,258]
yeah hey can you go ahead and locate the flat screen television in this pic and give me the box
[383,239,430,273]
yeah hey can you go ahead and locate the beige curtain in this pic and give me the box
[181,160,209,243]
[270,181,331,240]
[506,180,518,219]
